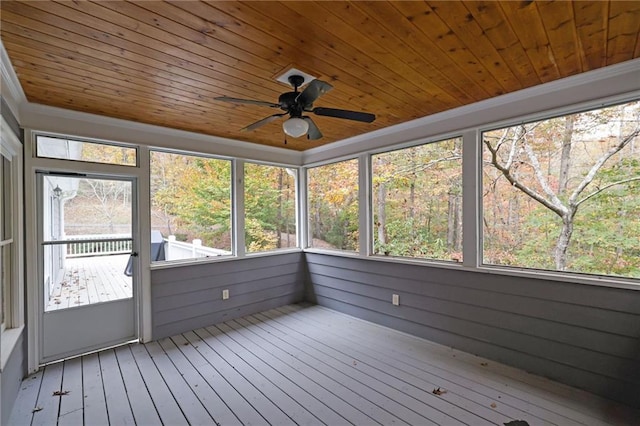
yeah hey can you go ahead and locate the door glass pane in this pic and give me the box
[43,176,133,311]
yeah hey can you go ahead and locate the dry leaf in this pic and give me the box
[432,387,447,396]
[32,407,43,413]
[480,362,488,366]
[53,390,70,396]
[491,402,497,408]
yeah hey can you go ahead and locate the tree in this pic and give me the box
[484,102,640,271]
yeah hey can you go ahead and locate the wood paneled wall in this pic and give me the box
[151,252,305,339]
[305,252,640,408]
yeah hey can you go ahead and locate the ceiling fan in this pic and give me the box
[215,75,375,140]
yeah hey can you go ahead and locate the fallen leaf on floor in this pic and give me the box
[504,421,530,426]
[53,390,70,396]
[32,407,43,413]
[183,342,189,346]
[490,402,497,408]
[353,361,357,366]
[432,387,447,395]
[480,362,488,366]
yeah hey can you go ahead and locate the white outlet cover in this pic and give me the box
[222,289,229,300]
[392,294,400,306]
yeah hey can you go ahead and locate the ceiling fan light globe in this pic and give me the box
[283,117,309,138]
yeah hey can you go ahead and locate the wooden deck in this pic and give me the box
[9,304,639,425]
[46,255,132,311]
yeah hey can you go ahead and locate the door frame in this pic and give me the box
[24,130,151,372]
[36,172,138,363]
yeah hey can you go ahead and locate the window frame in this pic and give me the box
[1,115,25,370]
[243,161,299,255]
[149,148,236,264]
[478,97,640,281]
[369,136,464,262]
[303,95,640,290]
[305,156,361,253]
[35,134,139,167]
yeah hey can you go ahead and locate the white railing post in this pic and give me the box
[193,239,202,257]
[167,235,176,260]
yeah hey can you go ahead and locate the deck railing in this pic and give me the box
[64,233,230,260]
[164,235,231,260]
[66,233,132,257]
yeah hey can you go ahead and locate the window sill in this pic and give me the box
[1,325,24,371]
[150,248,303,270]
[303,249,640,291]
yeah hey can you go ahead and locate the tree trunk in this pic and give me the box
[455,195,463,252]
[447,193,456,250]
[558,116,574,195]
[377,181,387,252]
[554,214,574,270]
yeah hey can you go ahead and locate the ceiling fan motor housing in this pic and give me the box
[279,92,304,117]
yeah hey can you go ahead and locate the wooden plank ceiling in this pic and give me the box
[2,1,640,151]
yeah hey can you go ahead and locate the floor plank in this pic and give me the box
[31,361,63,426]
[114,345,162,426]
[128,342,188,425]
[81,353,109,426]
[7,369,44,426]
[99,349,136,425]
[58,356,84,426]
[9,303,640,426]
[144,341,216,425]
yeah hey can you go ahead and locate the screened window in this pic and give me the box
[482,100,640,278]
[372,138,463,261]
[308,159,359,251]
[1,156,11,330]
[150,151,232,262]
[36,135,137,166]
[245,163,297,253]
[1,119,21,337]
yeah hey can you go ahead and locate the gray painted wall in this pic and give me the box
[305,252,640,408]
[1,334,25,425]
[152,252,306,339]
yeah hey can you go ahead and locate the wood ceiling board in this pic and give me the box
[607,1,640,64]
[462,1,540,88]
[284,1,464,108]
[535,1,582,78]
[499,1,561,84]
[574,1,610,70]
[374,1,496,102]
[2,0,639,152]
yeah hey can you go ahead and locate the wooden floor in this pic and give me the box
[9,304,639,425]
[46,255,132,311]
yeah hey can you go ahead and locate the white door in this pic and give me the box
[38,173,137,363]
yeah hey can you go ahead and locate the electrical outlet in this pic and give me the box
[392,294,399,306]
[222,289,229,300]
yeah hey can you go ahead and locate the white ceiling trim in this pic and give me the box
[0,39,26,122]
[21,103,303,165]
[303,58,640,165]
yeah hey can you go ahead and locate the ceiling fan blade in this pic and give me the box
[215,96,280,108]
[303,117,323,140]
[296,80,333,107]
[312,107,376,123]
[241,114,286,132]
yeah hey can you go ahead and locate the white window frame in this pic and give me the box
[1,115,25,370]
[305,156,361,254]
[243,160,299,255]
